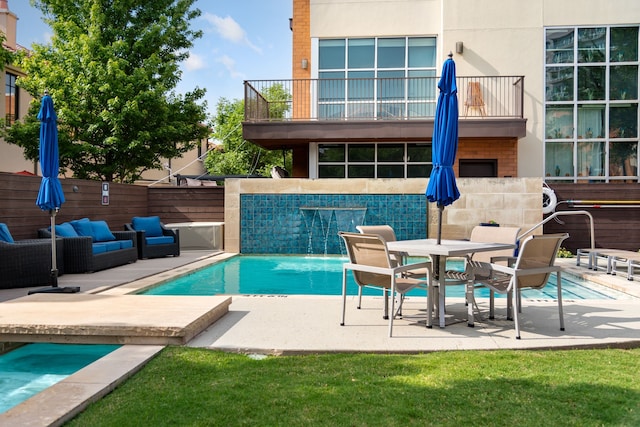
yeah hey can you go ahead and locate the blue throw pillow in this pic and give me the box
[90,220,116,242]
[54,222,78,237]
[132,216,163,238]
[0,223,14,243]
[70,218,93,238]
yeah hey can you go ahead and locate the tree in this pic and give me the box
[204,87,291,178]
[0,33,15,71]
[3,0,209,183]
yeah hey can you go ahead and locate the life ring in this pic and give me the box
[542,187,557,214]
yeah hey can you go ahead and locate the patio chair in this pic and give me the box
[0,223,64,289]
[356,225,431,315]
[472,233,569,339]
[125,216,180,259]
[442,225,521,325]
[338,231,432,337]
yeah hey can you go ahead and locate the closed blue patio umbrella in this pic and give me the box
[30,92,79,294]
[426,53,460,244]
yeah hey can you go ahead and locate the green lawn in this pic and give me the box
[67,347,640,426]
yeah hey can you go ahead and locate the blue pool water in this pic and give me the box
[142,255,628,300]
[0,343,120,414]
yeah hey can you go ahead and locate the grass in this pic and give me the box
[66,347,640,426]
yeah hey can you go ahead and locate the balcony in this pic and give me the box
[243,76,527,148]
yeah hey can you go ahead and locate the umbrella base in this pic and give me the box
[28,286,80,295]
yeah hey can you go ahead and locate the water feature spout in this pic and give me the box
[299,207,367,254]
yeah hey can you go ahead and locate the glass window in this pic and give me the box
[378,70,405,101]
[318,71,345,102]
[545,26,640,182]
[318,144,345,162]
[610,104,638,138]
[577,104,605,139]
[377,38,405,68]
[348,39,374,69]
[377,165,404,178]
[348,144,375,162]
[378,144,404,162]
[407,164,431,178]
[348,164,375,178]
[577,141,605,178]
[347,71,374,100]
[610,65,638,100]
[546,29,574,64]
[408,38,436,68]
[610,27,638,62]
[578,28,606,63]
[319,165,345,178]
[319,39,345,69]
[5,73,18,125]
[546,105,574,139]
[578,66,606,100]
[546,66,573,101]
[609,142,638,176]
[407,143,431,163]
[408,70,436,100]
[545,141,574,178]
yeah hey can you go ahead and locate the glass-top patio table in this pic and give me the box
[386,239,516,328]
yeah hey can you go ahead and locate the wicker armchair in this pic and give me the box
[38,228,137,273]
[125,218,180,259]
[0,238,65,289]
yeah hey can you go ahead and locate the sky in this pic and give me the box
[9,0,293,117]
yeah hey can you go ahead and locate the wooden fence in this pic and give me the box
[0,172,224,240]
[1,173,638,253]
[543,183,640,253]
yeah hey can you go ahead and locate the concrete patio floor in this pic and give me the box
[1,252,639,426]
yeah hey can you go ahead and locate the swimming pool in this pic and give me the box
[141,255,630,300]
[0,343,120,414]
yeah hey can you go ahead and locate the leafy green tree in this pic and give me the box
[3,0,209,183]
[0,33,15,71]
[205,88,291,177]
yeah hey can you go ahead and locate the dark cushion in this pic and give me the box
[119,240,134,249]
[70,218,93,238]
[0,223,14,243]
[132,216,163,238]
[54,222,78,237]
[90,220,116,242]
[92,243,108,255]
[146,236,175,246]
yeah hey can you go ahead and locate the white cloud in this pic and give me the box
[203,13,262,54]
[216,54,245,80]
[184,52,206,71]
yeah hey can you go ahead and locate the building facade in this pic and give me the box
[243,0,640,185]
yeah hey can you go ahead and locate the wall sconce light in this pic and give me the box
[456,41,464,54]
[301,58,308,69]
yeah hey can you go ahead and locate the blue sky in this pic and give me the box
[10,0,293,117]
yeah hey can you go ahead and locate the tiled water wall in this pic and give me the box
[240,194,427,254]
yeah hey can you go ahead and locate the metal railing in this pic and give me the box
[244,76,524,122]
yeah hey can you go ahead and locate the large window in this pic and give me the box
[545,26,639,182]
[318,143,431,178]
[5,73,19,125]
[318,37,437,120]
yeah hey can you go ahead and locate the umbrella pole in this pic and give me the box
[437,204,443,245]
[50,209,58,287]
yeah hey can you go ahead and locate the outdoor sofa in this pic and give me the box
[1,223,65,289]
[38,218,137,273]
[124,216,180,259]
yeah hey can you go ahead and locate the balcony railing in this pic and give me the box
[244,76,524,122]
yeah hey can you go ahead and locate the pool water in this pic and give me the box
[0,343,120,414]
[142,255,629,300]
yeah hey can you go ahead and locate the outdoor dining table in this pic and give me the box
[386,239,516,328]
